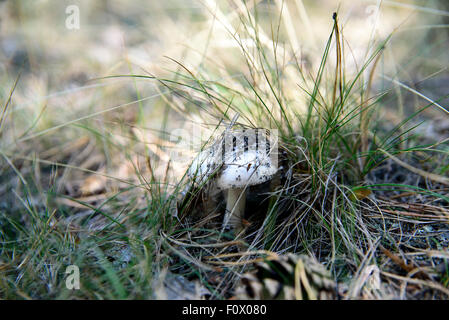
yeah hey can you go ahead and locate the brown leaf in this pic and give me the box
[350,188,372,201]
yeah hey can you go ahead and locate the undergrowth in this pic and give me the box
[1,1,448,300]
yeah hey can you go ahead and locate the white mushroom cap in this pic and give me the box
[187,146,220,185]
[189,127,278,189]
[216,150,277,189]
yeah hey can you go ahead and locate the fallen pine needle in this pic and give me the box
[380,149,449,186]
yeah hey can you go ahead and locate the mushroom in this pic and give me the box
[188,128,278,233]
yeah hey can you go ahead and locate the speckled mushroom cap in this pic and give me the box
[189,127,278,189]
[216,149,277,189]
[187,145,221,185]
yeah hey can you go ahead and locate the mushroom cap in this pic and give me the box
[216,149,277,189]
[187,146,220,185]
[188,127,278,188]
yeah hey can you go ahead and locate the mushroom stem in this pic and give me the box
[225,188,246,232]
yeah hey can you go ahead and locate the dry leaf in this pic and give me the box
[350,188,372,201]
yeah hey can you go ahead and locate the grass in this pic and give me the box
[1,0,449,300]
